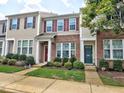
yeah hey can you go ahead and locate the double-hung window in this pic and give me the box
[112,40,123,59]
[57,19,64,32]
[56,43,61,58]
[63,43,69,58]
[71,43,76,57]
[12,18,17,29]
[69,18,76,31]
[27,17,33,28]
[17,40,33,55]
[29,40,33,54]
[17,40,21,54]
[103,39,123,59]
[46,21,52,32]
[22,40,28,55]
[103,40,110,59]
[56,43,76,58]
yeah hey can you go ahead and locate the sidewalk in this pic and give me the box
[85,66,103,85]
[0,73,124,93]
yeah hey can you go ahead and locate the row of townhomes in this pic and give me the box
[0,0,123,66]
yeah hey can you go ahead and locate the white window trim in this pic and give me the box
[17,39,33,55]
[56,42,76,58]
[46,20,53,33]
[69,18,76,31]
[103,39,124,60]
[12,18,18,30]
[27,16,33,28]
[57,19,64,32]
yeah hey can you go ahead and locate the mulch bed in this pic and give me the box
[98,71,124,83]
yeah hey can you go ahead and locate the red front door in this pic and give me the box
[44,46,48,62]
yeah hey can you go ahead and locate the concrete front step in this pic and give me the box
[85,65,97,71]
[33,62,47,68]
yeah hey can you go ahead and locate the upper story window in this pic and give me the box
[57,19,64,32]
[46,21,52,32]
[69,18,76,31]
[24,16,35,29]
[12,18,17,29]
[27,17,33,28]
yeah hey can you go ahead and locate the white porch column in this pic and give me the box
[80,40,84,63]
[5,40,8,55]
[48,40,52,62]
[36,41,40,64]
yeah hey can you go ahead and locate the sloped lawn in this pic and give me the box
[26,68,85,82]
[0,90,13,93]
[0,65,24,73]
[99,71,124,87]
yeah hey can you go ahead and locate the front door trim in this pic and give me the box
[44,45,48,62]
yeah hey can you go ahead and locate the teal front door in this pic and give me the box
[84,45,93,64]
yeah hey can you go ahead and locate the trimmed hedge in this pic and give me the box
[73,61,84,69]
[99,59,109,69]
[64,62,72,69]
[25,56,35,65]
[53,62,62,67]
[54,57,61,62]
[113,60,123,72]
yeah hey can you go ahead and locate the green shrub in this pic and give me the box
[73,61,84,69]
[6,54,14,59]
[70,56,77,64]
[12,54,20,60]
[2,58,9,64]
[53,62,62,67]
[47,62,54,66]
[63,58,68,64]
[19,55,27,61]
[113,60,123,72]
[25,56,35,65]
[8,59,17,65]
[64,62,72,69]
[0,56,5,63]
[54,57,61,62]
[99,59,109,69]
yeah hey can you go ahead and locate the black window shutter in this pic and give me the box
[2,23,5,33]
[33,16,36,28]
[17,18,20,29]
[24,17,27,29]
[9,19,12,30]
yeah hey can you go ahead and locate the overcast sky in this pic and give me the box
[0,0,85,19]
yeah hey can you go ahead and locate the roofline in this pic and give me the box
[5,11,57,17]
[0,20,7,22]
[44,13,80,19]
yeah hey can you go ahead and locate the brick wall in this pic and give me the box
[51,34,80,60]
[97,31,124,65]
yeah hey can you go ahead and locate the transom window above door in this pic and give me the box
[46,21,52,32]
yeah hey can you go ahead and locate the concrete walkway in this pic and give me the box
[0,73,124,93]
[13,68,38,75]
[85,66,103,85]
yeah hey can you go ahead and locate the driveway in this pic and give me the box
[0,73,124,93]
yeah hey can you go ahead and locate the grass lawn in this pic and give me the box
[0,65,24,73]
[26,68,85,82]
[99,74,124,87]
[0,90,13,93]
